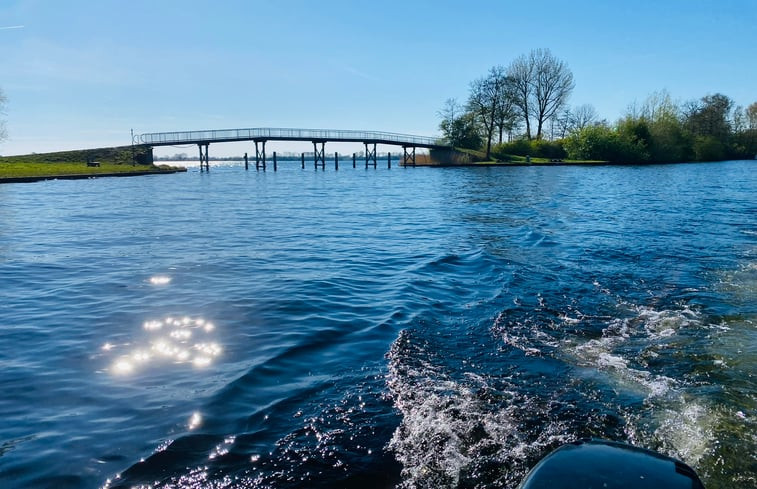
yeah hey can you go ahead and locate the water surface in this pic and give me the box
[0,161,755,488]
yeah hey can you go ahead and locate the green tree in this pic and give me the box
[648,116,692,162]
[563,124,647,162]
[623,91,693,162]
[693,135,726,161]
[438,98,483,149]
[685,93,733,140]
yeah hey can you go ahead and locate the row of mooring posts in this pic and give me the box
[202,140,417,172]
[244,151,399,171]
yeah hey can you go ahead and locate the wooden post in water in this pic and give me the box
[273,151,277,171]
[255,140,266,171]
[313,141,326,170]
[244,152,248,170]
[364,143,377,169]
[198,143,210,172]
[301,153,305,169]
[388,152,391,169]
[335,152,339,171]
[353,153,356,168]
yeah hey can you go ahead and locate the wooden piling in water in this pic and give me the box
[273,151,277,171]
[335,152,339,171]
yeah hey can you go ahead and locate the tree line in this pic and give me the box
[565,92,757,163]
[439,49,757,163]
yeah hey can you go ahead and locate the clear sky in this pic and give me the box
[1,0,755,156]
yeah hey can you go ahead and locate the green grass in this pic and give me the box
[0,145,185,179]
[0,161,180,179]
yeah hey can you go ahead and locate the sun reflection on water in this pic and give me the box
[188,411,202,430]
[149,275,172,285]
[107,316,221,375]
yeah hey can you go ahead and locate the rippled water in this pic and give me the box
[1,161,755,488]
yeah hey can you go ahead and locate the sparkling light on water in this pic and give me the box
[108,316,222,375]
[188,412,202,430]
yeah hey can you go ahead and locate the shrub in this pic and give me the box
[492,139,566,160]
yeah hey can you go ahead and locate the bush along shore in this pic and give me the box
[0,145,186,183]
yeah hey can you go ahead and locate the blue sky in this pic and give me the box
[1,0,755,156]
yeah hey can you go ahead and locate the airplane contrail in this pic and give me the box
[0,25,25,30]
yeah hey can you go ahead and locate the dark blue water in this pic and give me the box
[1,161,755,488]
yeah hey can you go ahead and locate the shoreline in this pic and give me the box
[0,168,186,184]
[413,158,754,168]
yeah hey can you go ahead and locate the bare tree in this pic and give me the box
[438,98,461,126]
[508,49,574,140]
[554,107,573,139]
[493,76,518,144]
[571,104,597,130]
[532,48,574,139]
[467,66,509,159]
[507,54,534,139]
[438,98,462,143]
[637,90,679,122]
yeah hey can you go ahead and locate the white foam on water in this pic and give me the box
[386,330,571,488]
[652,401,716,466]
[560,300,726,471]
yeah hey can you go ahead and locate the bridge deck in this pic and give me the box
[137,127,448,149]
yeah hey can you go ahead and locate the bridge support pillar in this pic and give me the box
[365,143,377,169]
[255,140,267,171]
[198,143,210,172]
[403,146,416,167]
[313,141,325,170]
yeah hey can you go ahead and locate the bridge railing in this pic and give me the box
[137,127,447,147]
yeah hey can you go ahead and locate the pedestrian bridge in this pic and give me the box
[134,127,450,171]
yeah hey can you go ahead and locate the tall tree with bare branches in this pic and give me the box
[467,66,510,159]
[531,48,574,139]
[508,49,574,140]
[507,54,534,140]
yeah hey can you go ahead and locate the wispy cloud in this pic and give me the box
[341,65,381,83]
[0,25,25,30]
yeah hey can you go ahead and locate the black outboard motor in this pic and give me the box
[518,439,705,489]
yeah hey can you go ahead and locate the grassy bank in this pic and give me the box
[0,145,185,182]
[423,147,607,166]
